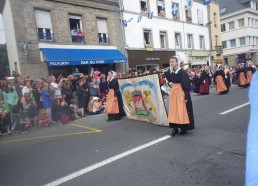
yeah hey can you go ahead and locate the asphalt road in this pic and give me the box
[0,86,249,186]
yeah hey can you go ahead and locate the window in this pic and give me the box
[69,15,84,43]
[238,19,245,28]
[140,0,148,13]
[213,13,217,27]
[143,30,152,46]
[197,9,204,25]
[35,10,53,41]
[229,39,236,48]
[249,18,252,27]
[185,6,192,23]
[187,34,193,49]
[199,36,205,50]
[222,41,227,49]
[157,0,165,17]
[160,31,167,48]
[221,24,226,32]
[239,37,246,46]
[172,2,180,20]
[175,33,181,48]
[97,18,109,44]
[228,21,235,30]
[256,2,258,10]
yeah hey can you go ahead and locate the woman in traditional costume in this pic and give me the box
[198,66,210,95]
[236,63,248,88]
[165,56,195,137]
[214,65,228,94]
[106,71,125,121]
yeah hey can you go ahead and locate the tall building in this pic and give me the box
[208,1,223,65]
[218,0,258,66]
[121,0,211,71]
[0,0,127,79]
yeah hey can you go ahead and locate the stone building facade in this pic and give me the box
[0,0,126,79]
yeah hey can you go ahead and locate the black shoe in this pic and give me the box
[179,130,187,135]
[107,118,113,121]
[170,128,178,137]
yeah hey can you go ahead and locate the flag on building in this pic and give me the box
[171,3,179,15]
[148,12,153,19]
[122,20,127,27]
[203,0,211,5]
[137,15,142,22]
[187,0,192,8]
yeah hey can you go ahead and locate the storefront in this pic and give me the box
[39,44,127,76]
[127,50,175,72]
[188,51,209,68]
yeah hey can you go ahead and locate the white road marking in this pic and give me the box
[220,102,250,115]
[43,135,171,186]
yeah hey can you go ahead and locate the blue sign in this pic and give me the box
[48,59,127,66]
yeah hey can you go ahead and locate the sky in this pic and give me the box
[0,14,6,44]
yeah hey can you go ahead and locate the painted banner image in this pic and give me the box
[118,74,169,126]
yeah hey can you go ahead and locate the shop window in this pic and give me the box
[239,37,246,46]
[229,39,236,48]
[172,2,180,20]
[185,6,192,23]
[197,9,203,25]
[143,29,152,46]
[175,33,181,49]
[228,21,235,30]
[199,36,205,50]
[140,0,148,13]
[97,18,109,44]
[238,18,245,28]
[157,0,165,17]
[69,15,84,43]
[160,31,167,48]
[221,24,226,32]
[187,34,193,49]
[222,41,227,49]
[35,10,54,41]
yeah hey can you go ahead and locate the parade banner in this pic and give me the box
[118,74,168,126]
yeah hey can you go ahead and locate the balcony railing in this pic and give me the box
[38,33,54,41]
[72,36,85,43]
[215,45,223,55]
[98,37,110,44]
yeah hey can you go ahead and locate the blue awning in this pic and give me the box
[40,48,127,66]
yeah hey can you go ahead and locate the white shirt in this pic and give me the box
[22,86,31,96]
[51,82,61,96]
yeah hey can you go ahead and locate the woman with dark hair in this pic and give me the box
[77,78,88,113]
[106,71,125,121]
[164,56,195,136]
[2,82,19,134]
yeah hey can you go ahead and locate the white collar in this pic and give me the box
[170,67,181,74]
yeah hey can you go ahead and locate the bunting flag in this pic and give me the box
[187,0,192,8]
[137,15,143,23]
[203,0,211,5]
[171,3,179,15]
[148,12,153,19]
[122,20,127,27]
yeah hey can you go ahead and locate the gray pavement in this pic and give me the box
[0,86,249,186]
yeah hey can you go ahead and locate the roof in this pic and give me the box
[217,0,258,16]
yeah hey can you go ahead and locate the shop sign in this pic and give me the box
[146,57,160,61]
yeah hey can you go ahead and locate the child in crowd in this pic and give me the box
[38,109,51,128]
[14,108,30,134]
[69,98,84,120]
[88,97,105,115]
